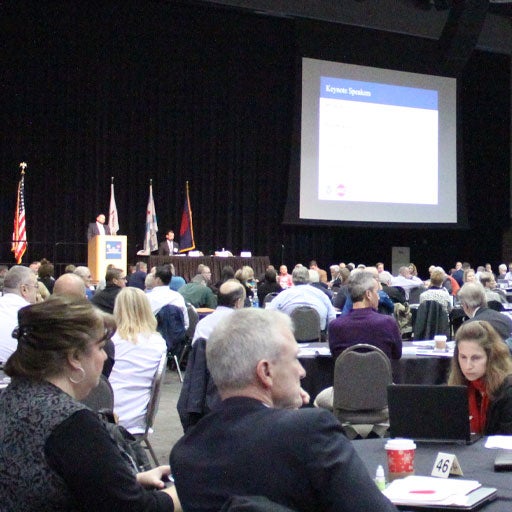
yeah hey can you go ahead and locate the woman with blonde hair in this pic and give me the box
[109,287,167,434]
[448,320,512,435]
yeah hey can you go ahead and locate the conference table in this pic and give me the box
[148,255,270,283]
[299,342,452,401]
[352,438,512,511]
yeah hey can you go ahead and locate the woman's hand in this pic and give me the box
[136,465,171,489]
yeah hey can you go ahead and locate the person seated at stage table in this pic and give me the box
[457,282,512,341]
[158,229,179,255]
[329,270,402,361]
[479,271,508,305]
[170,308,398,512]
[0,295,179,511]
[448,320,512,435]
[256,267,282,307]
[178,274,217,309]
[419,267,453,315]
[90,267,126,315]
[109,287,167,434]
[267,266,336,331]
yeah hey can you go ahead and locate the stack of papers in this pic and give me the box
[383,476,481,507]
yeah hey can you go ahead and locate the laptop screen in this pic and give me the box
[387,384,476,443]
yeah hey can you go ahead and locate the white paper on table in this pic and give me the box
[383,476,481,506]
[485,435,512,449]
[297,347,331,357]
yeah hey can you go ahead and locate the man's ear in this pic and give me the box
[255,359,272,389]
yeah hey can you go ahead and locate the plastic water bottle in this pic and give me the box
[252,293,259,308]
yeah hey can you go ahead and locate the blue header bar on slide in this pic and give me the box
[320,76,438,110]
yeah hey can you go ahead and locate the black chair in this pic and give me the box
[487,300,505,312]
[263,292,279,307]
[156,304,186,382]
[408,285,426,304]
[178,303,200,367]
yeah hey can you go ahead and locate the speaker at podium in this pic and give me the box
[88,235,127,284]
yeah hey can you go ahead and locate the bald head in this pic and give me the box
[218,279,246,308]
[53,273,87,298]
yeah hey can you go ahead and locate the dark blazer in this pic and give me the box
[170,397,398,512]
[158,240,180,255]
[469,307,512,341]
[86,222,111,241]
[486,375,512,435]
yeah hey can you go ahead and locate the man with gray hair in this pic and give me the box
[170,308,397,512]
[0,266,39,362]
[458,282,512,340]
[74,265,94,299]
[267,266,336,330]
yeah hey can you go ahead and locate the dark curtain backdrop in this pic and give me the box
[0,1,510,277]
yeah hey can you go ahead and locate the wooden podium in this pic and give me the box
[88,235,127,283]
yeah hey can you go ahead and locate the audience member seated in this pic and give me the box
[309,260,328,283]
[109,288,167,434]
[452,261,469,286]
[408,262,419,278]
[342,267,394,316]
[178,274,217,309]
[497,263,508,282]
[463,267,476,284]
[214,265,235,292]
[170,308,397,512]
[256,268,282,306]
[0,266,39,363]
[379,271,406,304]
[168,263,186,292]
[0,295,179,511]
[309,269,332,299]
[332,267,351,310]
[328,264,341,289]
[457,282,512,341]
[479,271,508,305]
[234,267,254,307]
[74,266,95,299]
[193,280,246,344]
[127,261,148,291]
[37,259,55,294]
[146,265,189,329]
[448,320,512,435]
[90,267,126,314]
[277,264,293,289]
[328,270,402,361]
[267,266,336,331]
[391,266,424,300]
[419,267,452,315]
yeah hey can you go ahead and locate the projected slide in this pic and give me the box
[318,77,438,205]
[295,58,457,225]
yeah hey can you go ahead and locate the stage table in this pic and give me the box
[149,255,270,283]
[352,438,512,511]
[299,342,452,402]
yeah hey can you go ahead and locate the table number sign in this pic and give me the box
[431,452,463,478]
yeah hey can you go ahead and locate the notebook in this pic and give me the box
[387,384,481,444]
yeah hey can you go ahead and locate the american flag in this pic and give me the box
[12,163,27,264]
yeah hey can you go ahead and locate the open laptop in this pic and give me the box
[387,384,481,444]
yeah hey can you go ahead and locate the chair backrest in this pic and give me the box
[263,292,280,306]
[487,300,505,312]
[408,285,426,304]
[156,303,186,354]
[413,300,449,340]
[333,344,392,412]
[185,303,199,339]
[81,374,114,412]
[289,305,321,342]
[143,352,168,434]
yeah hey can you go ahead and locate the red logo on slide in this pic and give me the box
[336,184,346,197]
